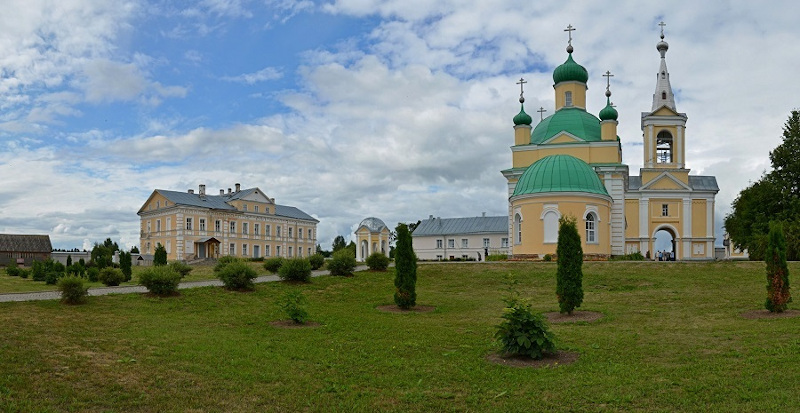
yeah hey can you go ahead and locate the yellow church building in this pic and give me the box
[503,24,718,260]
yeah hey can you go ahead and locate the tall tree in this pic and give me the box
[332,235,346,252]
[393,223,417,309]
[556,216,583,315]
[765,221,792,312]
[726,110,800,260]
[119,251,133,281]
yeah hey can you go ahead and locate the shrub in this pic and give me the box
[45,271,62,285]
[486,253,508,262]
[6,262,20,277]
[308,254,325,270]
[365,252,390,271]
[215,256,239,272]
[394,223,417,309]
[278,258,312,283]
[153,243,167,266]
[31,261,47,281]
[216,261,258,290]
[495,275,556,359]
[87,267,100,283]
[278,290,309,324]
[98,268,125,287]
[543,254,553,262]
[327,249,357,276]
[263,257,284,274]
[18,268,29,279]
[556,216,583,315]
[58,276,88,305]
[765,221,792,312]
[168,261,193,278]
[139,266,182,296]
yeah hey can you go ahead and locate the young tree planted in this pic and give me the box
[119,251,132,281]
[154,243,167,266]
[765,221,792,312]
[393,223,417,309]
[556,216,583,315]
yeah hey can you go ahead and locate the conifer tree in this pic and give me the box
[393,223,417,309]
[556,216,583,315]
[765,221,792,312]
[154,243,167,266]
[120,251,132,281]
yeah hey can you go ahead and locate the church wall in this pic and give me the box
[625,200,640,238]
[512,144,620,169]
[511,195,611,257]
[640,170,689,186]
[649,198,682,225]
[601,121,618,141]
[554,82,587,109]
[514,125,531,146]
[691,200,708,237]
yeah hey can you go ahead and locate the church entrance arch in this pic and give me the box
[652,225,678,261]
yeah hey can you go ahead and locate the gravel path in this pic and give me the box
[0,266,368,303]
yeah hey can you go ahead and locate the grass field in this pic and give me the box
[1,261,798,412]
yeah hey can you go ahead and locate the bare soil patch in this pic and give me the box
[486,351,579,368]
[376,305,436,313]
[740,309,800,320]
[269,320,322,328]
[544,310,604,323]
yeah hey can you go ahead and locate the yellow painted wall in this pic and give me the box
[692,200,707,236]
[550,134,582,144]
[649,198,681,226]
[641,170,689,186]
[601,121,617,141]
[649,177,685,190]
[511,195,611,256]
[625,200,640,238]
[512,144,620,169]
[653,107,678,116]
[554,82,587,110]
[515,125,532,146]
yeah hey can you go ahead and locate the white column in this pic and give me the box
[706,199,714,238]
[676,126,684,168]
[645,125,654,167]
[639,198,650,258]
[682,199,692,260]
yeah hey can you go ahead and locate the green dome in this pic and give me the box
[512,154,609,197]
[530,107,601,144]
[599,98,618,121]
[552,53,588,84]
[513,104,532,126]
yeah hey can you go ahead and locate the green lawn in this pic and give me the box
[1,261,798,412]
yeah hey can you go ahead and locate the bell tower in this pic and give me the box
[641,22,688,172]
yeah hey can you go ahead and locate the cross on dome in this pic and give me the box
[516,78,527,103]
[564,24,575,53]
[537,107,547,121]
[603,70,614,97]
[659,21,666,39]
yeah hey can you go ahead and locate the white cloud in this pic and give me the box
[223,67,283,84]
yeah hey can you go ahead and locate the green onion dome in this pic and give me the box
[512,154,609,197]
[599,98,618,121]
[513,104,533,126]
[552,53,589,84]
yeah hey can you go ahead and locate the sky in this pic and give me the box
[1,0,799,251]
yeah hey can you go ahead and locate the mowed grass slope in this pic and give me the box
[1,261,798,412]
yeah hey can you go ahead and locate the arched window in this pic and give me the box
[543,211,559,243]
[585,213,597,243]
[656,131,673,163]
[565,91,573,107]
[661,91,667,100]
[514,214,523,244]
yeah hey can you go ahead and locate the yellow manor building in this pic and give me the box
[503,25,718,260]
[137,183,318,261]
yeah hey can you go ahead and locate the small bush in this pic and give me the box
[263,257,284,273]
[543,254,553,262]
[139,266,182,296]
[308,254,325,270]
[365,252,390,271]
[6,262,20,277]
[18,268,29,279]
[278,258,312,283]
[327,249,357,276]
[45,271,62,285]
[168,261,193,278]
[249,257,264,262]
[154,243,167,266]
[215,256,239,272]
[278,290,309,324]
[216,261,258,290]
[98,268,125,287]
[87,267,100,282]
[58,276,88,305]
[31,261,47,281]
[495,276,556,359]
[610,252,645,261]
[486,253,508,262]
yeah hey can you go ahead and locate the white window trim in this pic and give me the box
[540,205,561,244]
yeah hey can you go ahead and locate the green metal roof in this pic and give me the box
[513,104,532,126]
[530,107,602,144]
[552,53,588,84]
[512,154,609,197]
[599,98,618,121]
